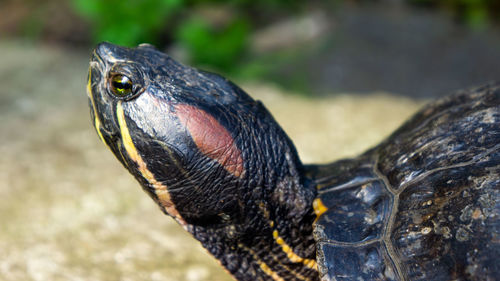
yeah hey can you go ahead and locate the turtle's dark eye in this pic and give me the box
[110,74,133,97]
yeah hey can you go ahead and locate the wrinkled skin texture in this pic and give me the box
[88,43,318,281]
[88,42,499,281]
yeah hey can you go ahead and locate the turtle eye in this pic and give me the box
[110,74,133,97]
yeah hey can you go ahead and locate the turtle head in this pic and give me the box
[88,42,311,223]
[88,42,318,279]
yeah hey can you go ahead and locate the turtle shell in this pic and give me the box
[310,84,500,280]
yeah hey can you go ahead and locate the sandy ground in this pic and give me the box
[0,40,424,281]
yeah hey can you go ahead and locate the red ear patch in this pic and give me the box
[175,104,245,178]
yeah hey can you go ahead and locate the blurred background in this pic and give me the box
[0,0,499,280]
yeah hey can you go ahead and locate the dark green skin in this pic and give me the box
[88,42,500,281]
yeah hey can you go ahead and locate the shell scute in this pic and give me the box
[315,180,392,243]
[377,87,500,189]
[317,241,397,281]
[392,155,500,280]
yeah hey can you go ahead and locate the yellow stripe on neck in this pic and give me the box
[258,201,318,271]
[313,198,328,223]
[272,230,318,270]
[241,244,286,281]
[116,101,185,226]
[87,67,107,146]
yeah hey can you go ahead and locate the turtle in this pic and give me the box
[87,42,500,281]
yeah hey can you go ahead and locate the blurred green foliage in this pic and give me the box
[68,0,499,73]
[71,0,181,46]
[176,18,250,70]
[70,0,297,72]
[410,0,499,28]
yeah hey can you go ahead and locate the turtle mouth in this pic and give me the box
[87,47,121,148]
[87,86,118,148]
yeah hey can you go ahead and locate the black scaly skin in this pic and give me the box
[88,43,318,281]
[87,42,500,281]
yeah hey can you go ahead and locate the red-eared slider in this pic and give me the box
[87,42,499,281]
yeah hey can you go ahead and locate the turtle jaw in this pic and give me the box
[87,44,128,153]
[87,55,109,145]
